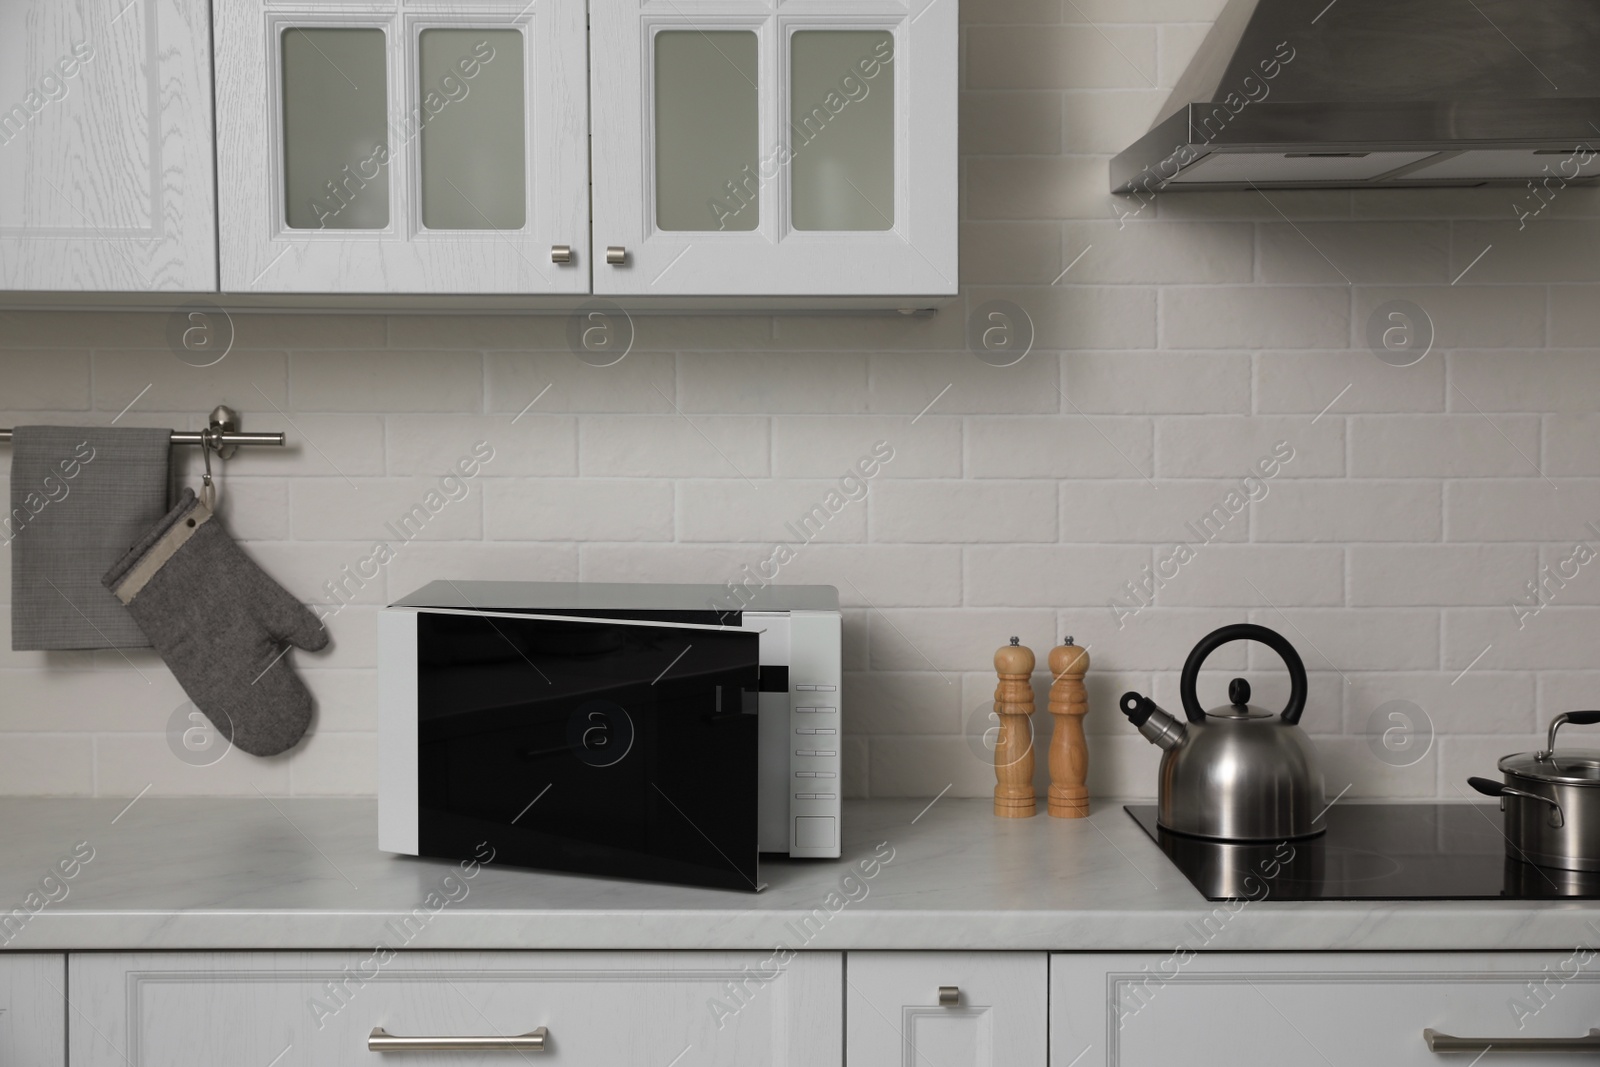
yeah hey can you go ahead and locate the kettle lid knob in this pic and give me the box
[1228,677,1251,707]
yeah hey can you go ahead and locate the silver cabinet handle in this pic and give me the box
[368,1026,548,1052]
[938,986,960,1007]
[1423,1027,1600,1053]
[551,245,572,264]
[605,245,627,265]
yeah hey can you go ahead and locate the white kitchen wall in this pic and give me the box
[3,0,1599,800]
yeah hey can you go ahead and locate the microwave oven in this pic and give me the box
[378,580,842,891]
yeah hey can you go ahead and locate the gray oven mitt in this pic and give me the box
[102,489,329,757]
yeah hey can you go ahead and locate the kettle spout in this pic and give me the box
[1120,691,1187,751]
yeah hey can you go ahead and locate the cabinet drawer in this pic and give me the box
[70,951,840,1067]
[1052,952,1600,1066]
[0,953,64,1066]
[848,952,1047,1067]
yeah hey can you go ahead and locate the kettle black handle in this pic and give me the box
[1179,623,1309,726]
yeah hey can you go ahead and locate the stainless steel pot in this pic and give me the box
[1470,711,1600,873]
[1121,623,1327,842]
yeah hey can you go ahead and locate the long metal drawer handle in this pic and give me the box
[368,1026,548,1052]
[1423,1026,1600,1053]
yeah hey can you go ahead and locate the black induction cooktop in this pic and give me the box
[1125,803,1600,901]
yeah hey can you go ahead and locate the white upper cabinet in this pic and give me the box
[589,0,957,297]
[0,0,216,291]
[214,0,590,294]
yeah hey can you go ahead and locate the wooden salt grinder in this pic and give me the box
[993,637,1037,818]
[1047,637,1091,818]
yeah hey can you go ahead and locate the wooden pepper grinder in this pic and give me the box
[1047,636,1091,818]
[993,637,1037,818]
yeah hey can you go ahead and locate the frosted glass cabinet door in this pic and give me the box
[590,0,957,297]
[0,0,216,291]
[214,0,589,294]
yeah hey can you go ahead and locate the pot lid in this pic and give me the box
[1203,704,1275,720]
[1500,748,1600,786]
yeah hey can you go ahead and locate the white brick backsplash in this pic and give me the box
[1255,351,1445,414]
[1061,481,1252,544]
[1061,221,1255,284]
[1257,222,1451,285]
[869,350,1060,415]
[873,481,1056,542]
[1155,545,1344,607]
[1349,414,1541,478]
[2,2,1596,800]
[486,352,677,414]
[846,671,961,734]
[1314,736,1437,798]
[965,544,1151,606]
[1065,352,1251,414]
[1352,287,1545,349]
[94,350,288,412]
[1544,415,1600,476]
[391,415,577,477]
[4,351,90,409]
[1445,606,1600,671]
[289,732,378,795]
[292,479,483,541]
[966,25,1157,89]
[1245,608,1439,671]
[1451,351,1600,413]
[1155,416,1341,478]
[292,351,482,412]
[0,736,94,794]
[1160,286,1349,349]
[774,417,958,479]
[488,479,673,541]
[385,543,579,597]
[680,353,867,413]
[1342,671,1534,736]
[96,735,292,796]
[1445,480,1600,542]
[1255,481,1442,542]
[581,415,767,478]
[967,416,1152,479]
[678,479,867,543]
[1349,545,1536,607]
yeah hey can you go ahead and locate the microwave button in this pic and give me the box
[795,707,817,714]
[796,749,815,756]
[814,793,836,800]
[815,750,836,757]
[796,727,815,735]
[796,771,816,778]
[815,771,836,778]
[814,728,836,735]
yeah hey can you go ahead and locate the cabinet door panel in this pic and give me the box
[1052,952,1600,1067]
[0,954,65,1066]
[69,951,841,1067]
[215,0,589,294]
[849,952,1047,1067]
[0,0,216,291]
[590,0,957,296]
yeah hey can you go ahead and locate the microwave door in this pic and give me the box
[414,610,762,892]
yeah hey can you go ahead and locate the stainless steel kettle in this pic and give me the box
[1120,623,1326,841]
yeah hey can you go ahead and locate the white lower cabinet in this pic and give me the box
[68,951,841,1066]
[847,952,1047,1067]
[1051,952,1600,1066]
[0,954,65,1066]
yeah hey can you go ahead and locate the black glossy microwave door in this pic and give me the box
[415,611,762,892]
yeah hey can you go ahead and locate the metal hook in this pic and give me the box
[199,425,219,510]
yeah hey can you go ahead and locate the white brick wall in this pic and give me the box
[2,0,1599,799]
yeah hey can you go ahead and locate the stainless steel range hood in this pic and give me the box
[1112,0,1600,193]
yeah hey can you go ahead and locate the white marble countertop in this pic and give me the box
[0,796,1592,952]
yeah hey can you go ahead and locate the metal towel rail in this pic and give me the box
[0,406,284,457]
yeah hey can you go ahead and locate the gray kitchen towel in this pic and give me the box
[9,426,171,650]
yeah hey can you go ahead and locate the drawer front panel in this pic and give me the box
[70,951,840,1067]
[849,952,1047,1067]
[1052,951,1600,1067]
[0,953,64,1066]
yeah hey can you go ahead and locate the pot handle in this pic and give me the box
[1469,776,1564,828]
[1542,710,1600,759]
[1179,623,1308,726]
